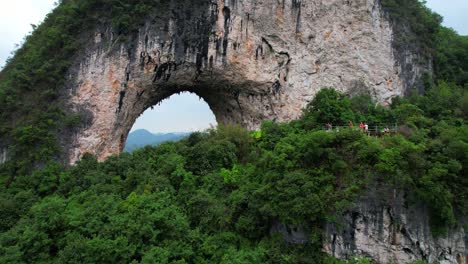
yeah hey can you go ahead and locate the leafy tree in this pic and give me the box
[305,88,355,125]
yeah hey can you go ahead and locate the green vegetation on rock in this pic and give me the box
[1,84,466,262]
[0,0,466,171]
[0,0,466,262]
[0,0,166,171]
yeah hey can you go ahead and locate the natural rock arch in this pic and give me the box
[66,0,427,163]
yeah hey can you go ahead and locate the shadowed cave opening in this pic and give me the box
[124,92,217,152]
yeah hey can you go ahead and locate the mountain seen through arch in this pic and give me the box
[124,92,217,152]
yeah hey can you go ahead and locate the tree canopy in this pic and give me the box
[1,84,466,263]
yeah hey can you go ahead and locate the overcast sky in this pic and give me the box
[0,0,466,133]
[131,92,217,133]
[0,0,56,67]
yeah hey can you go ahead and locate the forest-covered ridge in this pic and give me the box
[0,85,466,263]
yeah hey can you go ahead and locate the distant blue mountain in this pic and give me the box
[124,129,190,152]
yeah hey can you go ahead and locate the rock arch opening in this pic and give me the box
[67,0,421,164]
[124,92,217,152]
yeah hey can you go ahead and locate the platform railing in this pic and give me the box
[322,124,398,135]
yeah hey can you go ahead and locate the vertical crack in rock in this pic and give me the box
[294,1,302,34]
[292,0,301,9]
[222,6,231,58]
[272,80,281,95]
[117,91,125,113]
[331,234,337,256]
[144,34,149,50]
[261,37,274,53]
[245,13,249,36]
[256,45,263,60]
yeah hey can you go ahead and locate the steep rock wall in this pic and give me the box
[14,1,462,263]
[66,0,427,163]
[323,190,466,264]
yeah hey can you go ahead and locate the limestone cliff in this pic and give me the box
[270,186,466,264]
[4,1,462,263]
[323,189,466,264]
[65,0,429,163]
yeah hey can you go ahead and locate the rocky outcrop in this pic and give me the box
[4,1,458,263]
[323,190,466,264]
[271,220,309,245]
[65,0,429,163]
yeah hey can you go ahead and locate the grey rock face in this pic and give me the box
[323,190,466,264]
[66,0,429,163]
[0,147,7,165]
[52,1,464,262]
[271,220,309,245]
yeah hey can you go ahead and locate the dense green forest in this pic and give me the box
[0,0,467,263]
[0,85,466,263]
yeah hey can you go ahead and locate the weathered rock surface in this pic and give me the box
[323,190,467,264]
[0,147,7,165]
[66,0,429,163]
[12,1,461,263]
